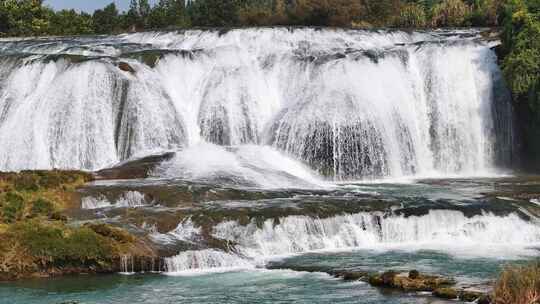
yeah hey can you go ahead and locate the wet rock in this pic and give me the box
[433,287,459,299]
[459,290,485,302]
[118,62,135,73]
[369,271,455,292]
[477,295,492,304]
[332,270,369,281]
[433,287,490,302]
[368,271,398,286]
[409,270,419,279]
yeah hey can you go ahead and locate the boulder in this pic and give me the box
[118,62,135,73]
[433,287,459,299]
[368,270,455,292]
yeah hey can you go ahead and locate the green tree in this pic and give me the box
[125,0,141,31]
[93,3,119,34]
[50,9,93,36]
[501,0,540,169]
[188,0,240,27]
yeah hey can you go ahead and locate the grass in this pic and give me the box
[493,262,540,304]
[0,171,146,279]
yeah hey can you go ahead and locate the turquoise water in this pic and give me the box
[0,270,450,304]
[1,249,535,304]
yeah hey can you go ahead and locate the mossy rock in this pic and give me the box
[459,290,484,302]
[409,270,420,279]
[433,287,459,299]
[369,271,398,286]
[368,270,455,292]
[8,220,113,267]
[85,223,135,244]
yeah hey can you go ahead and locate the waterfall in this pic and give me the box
[0,28,513,180]
[164,210,540,274]
[81,191,149,209]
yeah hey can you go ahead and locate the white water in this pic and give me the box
[81,191,149,209]
[0,28,513,181]
[155,143,326,188]
[164,210,540,274]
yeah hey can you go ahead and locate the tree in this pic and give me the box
[139,0,151,27]
[188,0,240,27]
[430,0,471,27]
[125,0,141,30]
[50,9,93,36]
[92,3,119,34]
[148,0,189,29]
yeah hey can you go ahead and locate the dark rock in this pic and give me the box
[409,270,420,279]
[49,212,68,222]
[118,62,135,73]
[332,271,368,281]
[459,290,484,302]
[477,295,492,304]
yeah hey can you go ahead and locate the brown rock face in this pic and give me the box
[118,62,135,73]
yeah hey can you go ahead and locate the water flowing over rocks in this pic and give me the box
[0,28,536,304]
[0,28,514,179]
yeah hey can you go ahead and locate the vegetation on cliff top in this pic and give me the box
[0,171,149,280]
[0,0,507,37]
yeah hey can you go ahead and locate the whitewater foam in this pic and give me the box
[0,28,513,182]
[163,210,540,273]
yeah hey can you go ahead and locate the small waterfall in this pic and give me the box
[165,250,254,274]
[120,255,135,275]
[82,191,149,209]
[164,210,540,273]
[0,29,514,180]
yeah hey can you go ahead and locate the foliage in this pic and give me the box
[500,0,540,169]
[30,198,54,217]
[0,171,142,279]
[493,262,540,304]
[430,0,472,27]
[396,2,428,27]
[1,191,25,223]
[9,220,112,266]
[0,170,93,225]
[93,3,119,34]
[0,0,515,37]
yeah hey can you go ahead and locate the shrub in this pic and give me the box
[2,192,25,223]
[502,12,540,100]
[396,3,427,28]
[493,262,540,304]
[468,0,503,26]
[12,173,40,192]
[30,198,55,217]
[430,0,471,27]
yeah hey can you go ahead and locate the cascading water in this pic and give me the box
[164,210,540,274]
[0,28,513,180]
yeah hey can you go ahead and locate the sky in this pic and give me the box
[44,0,158,13]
